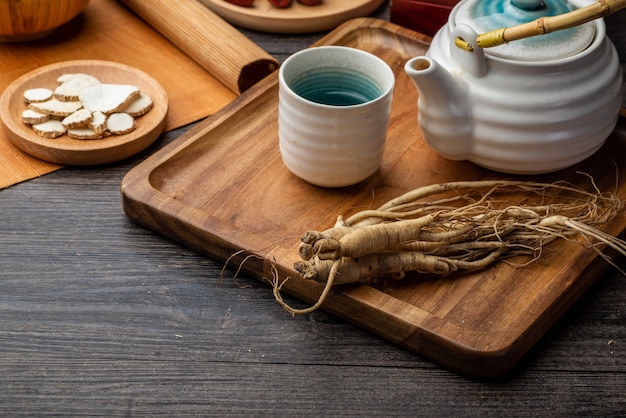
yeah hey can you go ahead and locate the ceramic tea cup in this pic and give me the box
[278,46,395,188]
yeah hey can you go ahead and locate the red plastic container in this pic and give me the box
[390,0,459,37]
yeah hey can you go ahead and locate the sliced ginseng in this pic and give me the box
[29,98,83,117]
[88,111,107,135]
[123,93,153,117]
[62,108,93,129]
[21,74,152,140]
[54,76,101,102]
[67,127,103,140]
[106,112,135,135]
[32,120,66,138]
[23,88,53,103]
[57,73,101,85]
[79,84,140,114]
[22,109,50,124]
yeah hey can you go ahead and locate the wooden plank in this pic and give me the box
[121,18,626,378]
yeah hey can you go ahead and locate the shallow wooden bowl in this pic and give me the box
[0,60,168,166]
[0,0,90,42]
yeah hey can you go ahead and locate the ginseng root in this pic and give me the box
[273,179,626,315]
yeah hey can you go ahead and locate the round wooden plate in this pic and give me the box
[0,60,168,166]
[199,0,384,33]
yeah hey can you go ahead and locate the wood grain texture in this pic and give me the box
[120,0,279,93]
[121,18,626,378]
[0,3,625,415]
[0,0,89,41]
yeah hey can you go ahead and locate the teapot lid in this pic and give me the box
[454,0,596,61]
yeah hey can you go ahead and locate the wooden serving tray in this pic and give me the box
[122,18,626,378]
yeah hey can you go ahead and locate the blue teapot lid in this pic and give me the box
[454,0,596,61]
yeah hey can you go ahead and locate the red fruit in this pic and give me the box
[268,0,292,7]
[223,0,255,6]
[297,0,322,4]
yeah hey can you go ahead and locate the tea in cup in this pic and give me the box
[278,46,395,188]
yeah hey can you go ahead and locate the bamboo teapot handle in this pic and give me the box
[455,0,626,51]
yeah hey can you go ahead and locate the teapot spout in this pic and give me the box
[404,56,473,160]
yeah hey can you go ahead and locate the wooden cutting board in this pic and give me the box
[0,0,238,189]
[121,18,626,378]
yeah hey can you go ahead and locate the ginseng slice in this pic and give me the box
[29,98,83,117]
[79,84,140,114]
[23,88,53,103]
[54,77,100,102]
[123,93,153,117]
[62,108,93,129]
[107,112,136,135]
[67,127,103,140]
[22,109,49,124]
[32,120,66,138]
[89,111,107,135]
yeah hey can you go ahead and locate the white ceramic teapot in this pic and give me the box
[404,0,624,174]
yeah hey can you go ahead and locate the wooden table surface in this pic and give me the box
[1,2,625,415]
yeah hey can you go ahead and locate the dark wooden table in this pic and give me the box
[1,2,625,415]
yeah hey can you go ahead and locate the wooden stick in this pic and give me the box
[473,0,626,49]
[120,0,279,93]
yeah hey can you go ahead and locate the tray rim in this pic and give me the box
[121,17,625,378]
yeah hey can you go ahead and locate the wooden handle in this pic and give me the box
[461,0,626,50]
[119,0,279,93]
